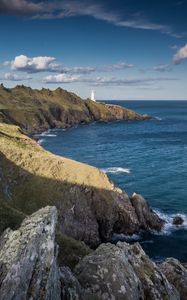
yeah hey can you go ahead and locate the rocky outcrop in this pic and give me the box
[172,216,184,225]
[130,193,165,231]
[75,242,179,300]
[0,84,151,135]
[0,206,61,300]
[0,123,164,249]
[160,258,187,300]
[0,206,186,300]
[106,103,151,121]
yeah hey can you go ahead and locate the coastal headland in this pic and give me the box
[0,85,186,299]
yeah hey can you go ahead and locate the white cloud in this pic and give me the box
[0,73,31,81]
[101,62,134,71]
[62,66,96,74]
[153,64,171,72]
[43,74,80,83]
[5,55,135,75]
[173,43,187,64]
[9,55,60,73]
[82,76,177,86]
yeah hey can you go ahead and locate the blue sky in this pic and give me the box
[0,0,187,100]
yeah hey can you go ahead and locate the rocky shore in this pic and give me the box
[0,206,186,300]
[0,85,186,299]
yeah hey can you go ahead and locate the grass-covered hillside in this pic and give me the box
[0,84,149,134]
[0,123,142,249]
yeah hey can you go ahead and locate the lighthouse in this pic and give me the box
[91,90,96,102]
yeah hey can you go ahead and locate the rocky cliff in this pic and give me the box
[0,123,163,250]
[0,206,186,300]
[0,84,150,135]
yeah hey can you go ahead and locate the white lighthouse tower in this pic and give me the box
[91,90,96,102]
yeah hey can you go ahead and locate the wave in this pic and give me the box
[35,130,57,138]
[155,116,162,121]
[112,233,141,242]
[40,131,57,137]
[154,209,187,235]
[38,139,45,145]
[101,167,130,174]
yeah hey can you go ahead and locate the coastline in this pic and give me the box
[0,87,186,298]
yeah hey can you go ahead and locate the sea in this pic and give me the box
[38,100,187,262]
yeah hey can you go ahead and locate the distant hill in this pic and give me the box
[0,84,150,135]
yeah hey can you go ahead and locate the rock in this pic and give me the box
[173,216,184,225]
[0,206,61,300]
[130,193,165,231]
[160,258,187,300]
[74,241,179,300]
[60,266,83,300]
[106,104,151,121]
[75,242,143,300]
[0,205,185,300]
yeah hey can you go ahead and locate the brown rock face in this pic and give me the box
[130,193,165,231]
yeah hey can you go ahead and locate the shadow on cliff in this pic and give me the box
[0,151,140,249]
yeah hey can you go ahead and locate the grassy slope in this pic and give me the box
[0,122,114,211]
[1,123,137,247]
[0,123,102,267]
[0,84,147,134]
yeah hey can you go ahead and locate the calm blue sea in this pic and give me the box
[39,100,187,262]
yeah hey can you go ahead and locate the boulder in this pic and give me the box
[160,258,187,300]
[130,193,165,231]
[0,206,61,300]
[173,216,184,225]
[74,242,179,300]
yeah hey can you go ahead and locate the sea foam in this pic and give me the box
[101,167,130,174]
[38,139,45,145]
[35,129,57,138]
[155,116,162,121]
[112,233,141,242]
[154,209,187,235]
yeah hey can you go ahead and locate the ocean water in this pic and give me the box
[39,100,187,262]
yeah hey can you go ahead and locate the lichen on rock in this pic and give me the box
[0,206,61,300]
[74,242,180,300]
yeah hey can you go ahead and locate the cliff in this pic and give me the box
[0,122,164,250]
[0,84,150,135]
[0,206,186,300]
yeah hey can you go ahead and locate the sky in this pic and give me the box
[0,0,187,100]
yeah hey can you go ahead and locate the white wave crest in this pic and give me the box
[154,210,187,235]
[101,167,130,174]
[112,233,141,242]
[155,116,162,121]
[40,131,56,137]
[36,129,57,138]
[38,139,45,145]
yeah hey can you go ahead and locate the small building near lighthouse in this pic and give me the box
[91,90,96,102]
